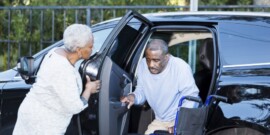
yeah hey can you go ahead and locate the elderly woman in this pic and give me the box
[13,24,100,135]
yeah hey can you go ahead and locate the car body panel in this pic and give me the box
[211,65,270,133]
[98,57,131,135]
[211,20,270,133]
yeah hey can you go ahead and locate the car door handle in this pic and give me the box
[110,101,127,109]
[110,101,128,115]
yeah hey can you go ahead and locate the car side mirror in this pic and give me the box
[17,56,35,84]
[80,52,103,82]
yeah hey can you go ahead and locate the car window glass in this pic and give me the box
[92,28,113,54]
[32,27,113,60]
[149,29,213,73]
[18,28,114,77]
[219,22,270,66]
[108,19,143,70]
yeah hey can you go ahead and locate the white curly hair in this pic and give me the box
[63,24,93,52]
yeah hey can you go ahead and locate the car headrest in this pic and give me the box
[199,38,214,70]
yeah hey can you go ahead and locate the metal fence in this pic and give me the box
[0,5,270,71]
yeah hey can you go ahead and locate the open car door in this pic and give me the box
[98,10,153,135]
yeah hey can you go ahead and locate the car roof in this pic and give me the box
[93,11,270,27]
[145,11,270,18]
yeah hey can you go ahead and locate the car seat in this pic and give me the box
[194,38,214,102]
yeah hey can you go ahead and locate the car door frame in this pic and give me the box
[97,10,153,135]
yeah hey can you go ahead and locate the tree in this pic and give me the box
[253,0,270,5]
[199,0,252,5]
[0,0,254,71]
[0,0,181,71]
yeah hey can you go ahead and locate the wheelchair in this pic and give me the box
[152,95,228,135]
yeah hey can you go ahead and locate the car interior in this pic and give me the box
[129,29,214,134]
[194,38,214,102]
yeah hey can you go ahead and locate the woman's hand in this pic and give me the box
[85,75,101,94]
[82,75,101,101]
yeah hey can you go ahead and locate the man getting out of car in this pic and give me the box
[121,39,199,134]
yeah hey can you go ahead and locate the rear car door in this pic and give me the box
[98,10,153,135]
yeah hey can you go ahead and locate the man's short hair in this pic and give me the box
[146,39,168,55]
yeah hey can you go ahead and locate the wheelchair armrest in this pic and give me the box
[178,96,202,107]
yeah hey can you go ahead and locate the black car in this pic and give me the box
[1,10,270,135]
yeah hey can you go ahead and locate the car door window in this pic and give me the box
[74,28,113,68]
[148,29,213,73]
[108,19,146,71]
[219,22,270,66]
[15,27,114,77]
[92,28,113,54]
